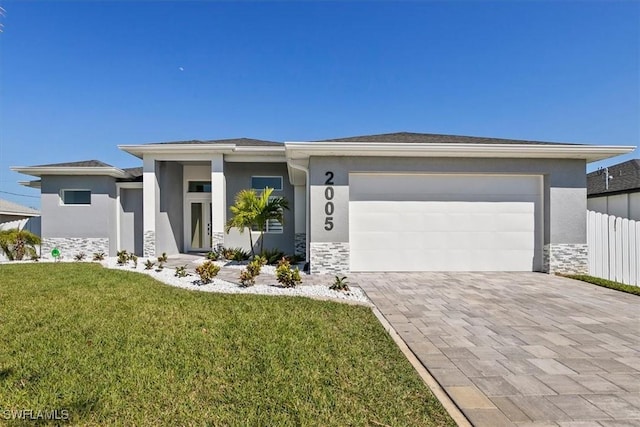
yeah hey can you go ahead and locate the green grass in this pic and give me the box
[0,263,454,426]
[561,274,640,296]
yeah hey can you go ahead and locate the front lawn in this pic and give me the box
[0,263,453,426]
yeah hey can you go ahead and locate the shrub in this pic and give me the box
[129,254,138,269]
[116,250,129,266]
[74,252,86,262]
[221,247,250,262]
[206,249,221,261]
[175,266,189,278]
[239,269,256,287]
[330,275,350,292]
[155,262,164,272]
[31,254,40,262]
[276,257,301,288]
[92,252,106,261]
[286,254,305,264]
[0,228,41,261]
[144,260,155,270]
[195,261,220,284]
[157,252,168,263]
[239,256,267,287]
[261,248,285,265]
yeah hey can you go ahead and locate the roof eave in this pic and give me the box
[11,166,129,178]
[18,180,41,189]
[284,142,636,162]
[0,210,40,217]
[118,144,238,158]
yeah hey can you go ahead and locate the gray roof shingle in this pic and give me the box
[119,167,143,182]
[587,159,640,196]
[318,131,582,145]
[149,137,283,147]
[31,160,114,168]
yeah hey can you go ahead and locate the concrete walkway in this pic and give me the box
[350,272,640,427]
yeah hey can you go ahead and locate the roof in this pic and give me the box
[119,167,143,182]
[587,159,640,197]
[31,159,114,168]
[318,131,581,145]
[148,138,283,147]
[11,160,130,179]
[0,198,40,217]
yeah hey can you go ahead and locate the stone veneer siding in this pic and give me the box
[295,233,306,258]
[310,242,349,274]
[42,238,109,260]
[544,243,588,274]
[212,232,224,250]
[143,230,155,257]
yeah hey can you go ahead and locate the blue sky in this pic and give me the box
[0,1,638,208]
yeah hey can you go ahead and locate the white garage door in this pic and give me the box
[349,173,542,272]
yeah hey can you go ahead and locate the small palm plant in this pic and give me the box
[225,187,289,257]
[0,228,41,261]
[330,276,350,292]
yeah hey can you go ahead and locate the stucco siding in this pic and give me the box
[224,162,295,254]
[156,161,184,254]
[308,156,587,272]
[119,188,143,255]
[40,175,117,255]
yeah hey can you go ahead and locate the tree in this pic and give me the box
[225,189,260,257]
[0,228,41,260]
[225,187,289,257]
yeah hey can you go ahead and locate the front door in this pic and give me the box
[188,201,212,252]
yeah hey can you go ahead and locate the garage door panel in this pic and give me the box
[349,173,542,272]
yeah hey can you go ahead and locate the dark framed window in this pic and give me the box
[61,190,91,205]
[188,181,211,193]
[251,176,282,191]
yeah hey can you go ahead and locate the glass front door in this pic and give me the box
[189,201,212,251]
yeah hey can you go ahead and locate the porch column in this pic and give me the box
[294,185,306,258]
[211,154,226,249]
[142,155,159,257]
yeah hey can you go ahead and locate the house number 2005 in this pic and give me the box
[324,171,334,231]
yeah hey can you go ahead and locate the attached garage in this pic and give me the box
[349,173,543,272]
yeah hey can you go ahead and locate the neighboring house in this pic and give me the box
[0,198,41,235]
[587,159,640,221]
[12,132,634,274]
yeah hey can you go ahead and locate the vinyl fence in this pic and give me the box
[587,210,640,286]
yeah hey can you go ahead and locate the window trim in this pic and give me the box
[60,189,92,206]
[251,176,283,192]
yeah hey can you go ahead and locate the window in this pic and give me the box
[251,196,284,234]
[60,190,91,205]
[251,176,282,191]
[188,181,211,193]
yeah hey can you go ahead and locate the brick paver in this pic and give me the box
[348,272,640,427]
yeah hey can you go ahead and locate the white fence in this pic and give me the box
[587,210,640,286]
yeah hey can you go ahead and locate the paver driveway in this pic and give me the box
[351,272,640,426]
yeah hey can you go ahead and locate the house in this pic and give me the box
[12,132,634,274]
[587,159,640,220]
[0,198,41,235]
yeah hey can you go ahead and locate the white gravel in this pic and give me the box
[102,257,371,305]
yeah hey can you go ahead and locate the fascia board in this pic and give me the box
[18,180,42,189]
[118,144,237,158]
[11,166,129,178]
[284,142,636,162]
